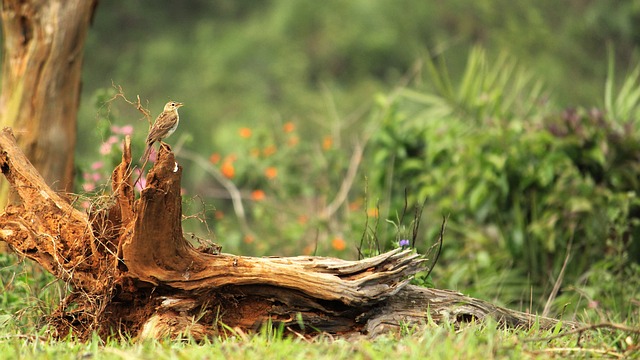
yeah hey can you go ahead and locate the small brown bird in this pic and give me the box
[140,101,184,162]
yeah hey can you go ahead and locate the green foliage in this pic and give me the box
[77,0,640,163]
[75,88,135,195]
[417,47,547,121]
[0,253,61,333]
[191,116,366,256]
[368,49,640,312]
[605,47,640,129]
[60,0,640,325]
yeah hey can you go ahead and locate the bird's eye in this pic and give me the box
[170,102,175,107]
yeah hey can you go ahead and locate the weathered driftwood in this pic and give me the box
[0,128,575,340]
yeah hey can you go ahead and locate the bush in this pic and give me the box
[368,48,640,311]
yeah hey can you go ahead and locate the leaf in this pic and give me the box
[469,182,488,211]
[568,197,593,214]
[0,315,12,328]
[486,153,507,171]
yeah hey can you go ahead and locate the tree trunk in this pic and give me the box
[0,128,577,340]
[0,0,98,207]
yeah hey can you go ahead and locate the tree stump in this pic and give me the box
[0,128,575,340]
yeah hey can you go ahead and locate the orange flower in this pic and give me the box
[283,122,295,133]
[348,198,362,211]
[287,135,299,147]
[367,207,379,217]
[251,189,266,201]
[244,235,255,244]
[239,127,252,138]
[209,153,221,164]
[264,166,278,179]
[331,237,346,251]
[297,215,308,224]
[322,136,333,150]
[221,161,235,179]
[214,210,224,220]
[263,145,277,157]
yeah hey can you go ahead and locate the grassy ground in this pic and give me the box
[1,257,638,360]
[1,320,638,360]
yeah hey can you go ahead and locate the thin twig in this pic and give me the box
[0,334,49,342]
[523,322,640,343]
[410,196,426,248]
[528,347,625,359]
[400,188,409,226]
[424,215,447,279]
[357,177,370,260]
[178,148,255,236]
[318,142,365,220]
[542,235,572,317]
[103,86,152,187]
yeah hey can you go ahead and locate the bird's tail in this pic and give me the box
[135,143,153,190]
[140,143,153,163]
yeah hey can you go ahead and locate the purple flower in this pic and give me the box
[399,239,410,247]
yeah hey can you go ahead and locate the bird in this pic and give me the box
[140,101,184,162]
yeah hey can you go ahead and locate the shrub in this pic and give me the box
[368,48,640,311]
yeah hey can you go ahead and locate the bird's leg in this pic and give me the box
[159,141,172,153]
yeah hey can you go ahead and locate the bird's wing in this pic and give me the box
[146,112,178,141]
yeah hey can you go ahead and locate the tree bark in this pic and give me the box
[0,0,98,207]
[0,128,577,340]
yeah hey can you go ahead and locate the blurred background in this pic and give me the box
[48,0,640,319]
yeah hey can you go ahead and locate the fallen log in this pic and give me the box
[0,127,575,340]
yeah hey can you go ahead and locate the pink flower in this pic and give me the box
[110,125,121,134]
[134,169,146,192]
[82,183,95,192]
[148,147,157,162]
[91,161,104,170]
[120,125,134,136]
[91,173,101,182]
[100,142,112,155]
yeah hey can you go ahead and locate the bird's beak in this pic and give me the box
[175,102,184,108]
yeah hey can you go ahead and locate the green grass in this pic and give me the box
[1,253,638,360]
[1,320,638,360]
